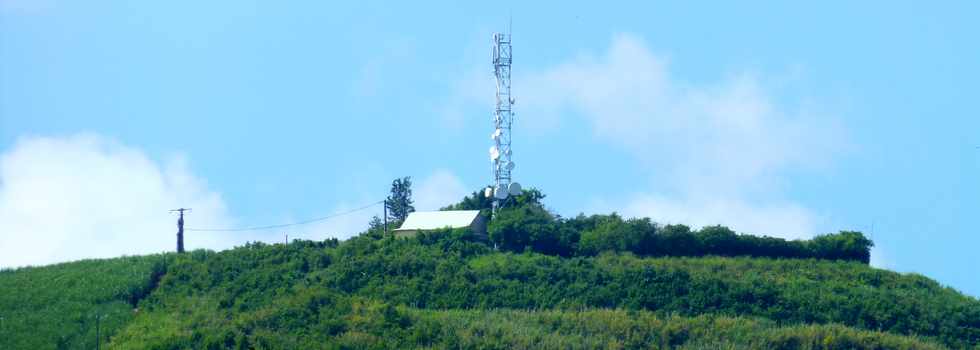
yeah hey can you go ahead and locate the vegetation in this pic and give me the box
[2,233,977,349]
[1,189,977,349]
[386,176,415,223]
[0,255,167,350]
[104,232,980,348]
[457,189,873,263]
[112,297,948,349]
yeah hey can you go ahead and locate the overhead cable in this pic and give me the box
[186,200,384,232]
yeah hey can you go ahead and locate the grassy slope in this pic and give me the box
[111,302,946,349]
[2,234,978,349]
[0,255,167,350]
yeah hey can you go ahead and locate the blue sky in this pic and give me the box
[1,1,978,297]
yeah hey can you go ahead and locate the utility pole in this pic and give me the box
[170,208,191,253]
[95,314,102,350]
[383,199,388,236]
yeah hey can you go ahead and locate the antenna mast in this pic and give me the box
[486,30,522,213]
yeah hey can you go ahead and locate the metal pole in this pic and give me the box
[383,199,388,236]
[177,211,184,253]
[95,314,100,350]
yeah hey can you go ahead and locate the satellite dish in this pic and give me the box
[508,182,522,196]
[484,187,494,198]
[494,184,509,199]
[489,146,500,160]
[491,129,502,141]
[505,161,516,170]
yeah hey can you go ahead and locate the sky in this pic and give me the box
[1,1,978,297]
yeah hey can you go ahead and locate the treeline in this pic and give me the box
[449,189,873,264]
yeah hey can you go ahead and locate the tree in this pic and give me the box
[488,205,571,254]
[368,215,384,231]
[658,224,699,256]
[808,231,873,264]
[386,177,415,223]
[696,225,739,256]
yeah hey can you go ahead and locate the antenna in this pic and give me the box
[170,208,191,253]
[488,28,521,213]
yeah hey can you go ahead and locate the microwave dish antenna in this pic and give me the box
[488,30,520,214]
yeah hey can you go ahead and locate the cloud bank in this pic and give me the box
[0,134,234,268]
[521,34,845,239]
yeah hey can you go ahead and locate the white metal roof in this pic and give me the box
[394,210,481,231]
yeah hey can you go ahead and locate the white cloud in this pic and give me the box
[520,33,845,238]
[0,134,235,268]
[413,169,468,212]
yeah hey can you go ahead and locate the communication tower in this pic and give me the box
[486,31,522,212]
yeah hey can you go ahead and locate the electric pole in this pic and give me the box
[170,208,191,253]
[95,314,102,350]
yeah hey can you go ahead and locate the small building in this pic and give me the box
[393,210,487,238]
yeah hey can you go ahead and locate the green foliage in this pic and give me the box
[808,231,874,264]
[488,205,576,256]
[0,254,168,350]
[40,234,969,348]
[386,176,415,223]
[114,302,949,349]
[489,210,875,264]
[442,187,547,221]
[2,191,973,349]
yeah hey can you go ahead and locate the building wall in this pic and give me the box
[393,230,419,239]
[471,215,488,237]
[393,216,488,239]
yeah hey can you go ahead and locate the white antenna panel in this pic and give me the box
[508,182,522,196]
[494,184,509,199]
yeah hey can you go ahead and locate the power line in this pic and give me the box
[186,200,384,232]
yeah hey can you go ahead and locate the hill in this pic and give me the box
[1,191,978,349]
[2,231,978,349]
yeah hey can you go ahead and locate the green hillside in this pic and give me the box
[2,232,978,349]
[1,191,978,349]
[0,255,167,349]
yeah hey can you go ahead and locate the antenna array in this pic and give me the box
[487,31,521,211]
